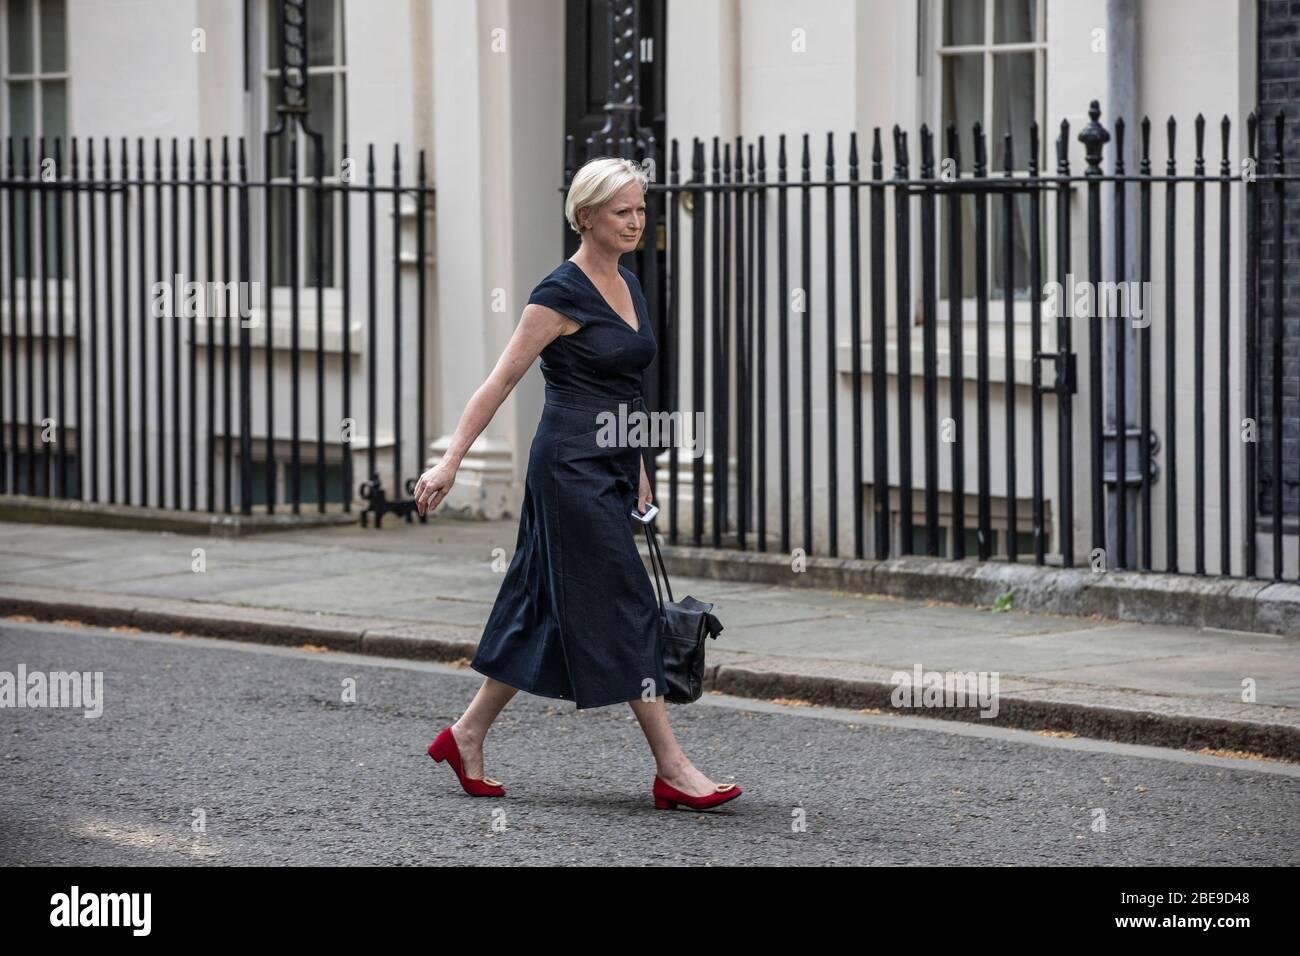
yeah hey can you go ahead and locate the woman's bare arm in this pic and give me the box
[438,305,573,469]
[414,304,576,515]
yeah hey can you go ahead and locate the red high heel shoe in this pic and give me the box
[428,726,505,797]
[652,775,742,811]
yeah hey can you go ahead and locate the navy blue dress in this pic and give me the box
[470,259,669,709]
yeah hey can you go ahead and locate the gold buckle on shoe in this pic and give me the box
[715,783,736,792]
[482,776,503,787]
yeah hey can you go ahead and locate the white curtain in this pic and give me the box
[992,0,1037,296]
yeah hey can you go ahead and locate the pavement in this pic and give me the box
[1,517,1298,760]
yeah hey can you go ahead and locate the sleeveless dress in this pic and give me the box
[469,258,669,709]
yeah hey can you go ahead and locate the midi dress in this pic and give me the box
[469,258,669,709]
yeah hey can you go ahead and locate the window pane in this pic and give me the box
[249,460,270,506]
[270,132,293,179]
[941,54,982,172]
[991,52,1035,171]
[993,0,1035,43]
[991,193,1036,299]
[10,83,34,278]
[40,78,66,145]
[39,0,66,71]
[267,0,281,64]
[269,183,291,286]
[8,0,34,73]
[299,462,343,502]
[939,194,976,300]
[38,81,67,279]
[943,0,984,45]
[305,189,334,287]
[39,89,62,280]
[9,80,35,144]
[307,0,335,66]
[305,71,334,172]
[266,80,293,176]
[336,74,346,148]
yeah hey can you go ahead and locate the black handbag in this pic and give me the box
[641,520,725,703]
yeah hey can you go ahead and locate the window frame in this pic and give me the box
[927,0,1048,322]
[2,0,70,284]
[1,0,70,145]
[933,0,1047,173]
[258,0,348,294]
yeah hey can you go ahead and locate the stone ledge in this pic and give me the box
[643,544,1300,637]
[0,494,357,537]
[712,660,1299,760]
[702,652,1300,760]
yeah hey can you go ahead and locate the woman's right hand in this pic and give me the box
[414,460,457,517]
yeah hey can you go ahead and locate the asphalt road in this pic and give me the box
[2,618,1298,866]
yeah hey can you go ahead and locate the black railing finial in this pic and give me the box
[1078,100,1110,175]
[1194,113,1206,174]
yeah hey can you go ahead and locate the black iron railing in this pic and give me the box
[0,135,432,520]
[568,101,1299,582]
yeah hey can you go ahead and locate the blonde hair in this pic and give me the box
[565,157,650,236]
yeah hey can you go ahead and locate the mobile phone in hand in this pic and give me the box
[630,503,660,524]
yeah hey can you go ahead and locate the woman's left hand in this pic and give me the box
[637,457,653,514]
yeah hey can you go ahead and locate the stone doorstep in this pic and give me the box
[1,583,1296,762]
[641,543,1300,638]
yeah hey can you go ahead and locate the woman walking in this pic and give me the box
[413,157,741,812]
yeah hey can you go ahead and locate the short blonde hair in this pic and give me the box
[565,157,650,236]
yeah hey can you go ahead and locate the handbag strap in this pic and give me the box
[641,519,675,608]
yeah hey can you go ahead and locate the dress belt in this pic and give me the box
[544,386,644,413]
